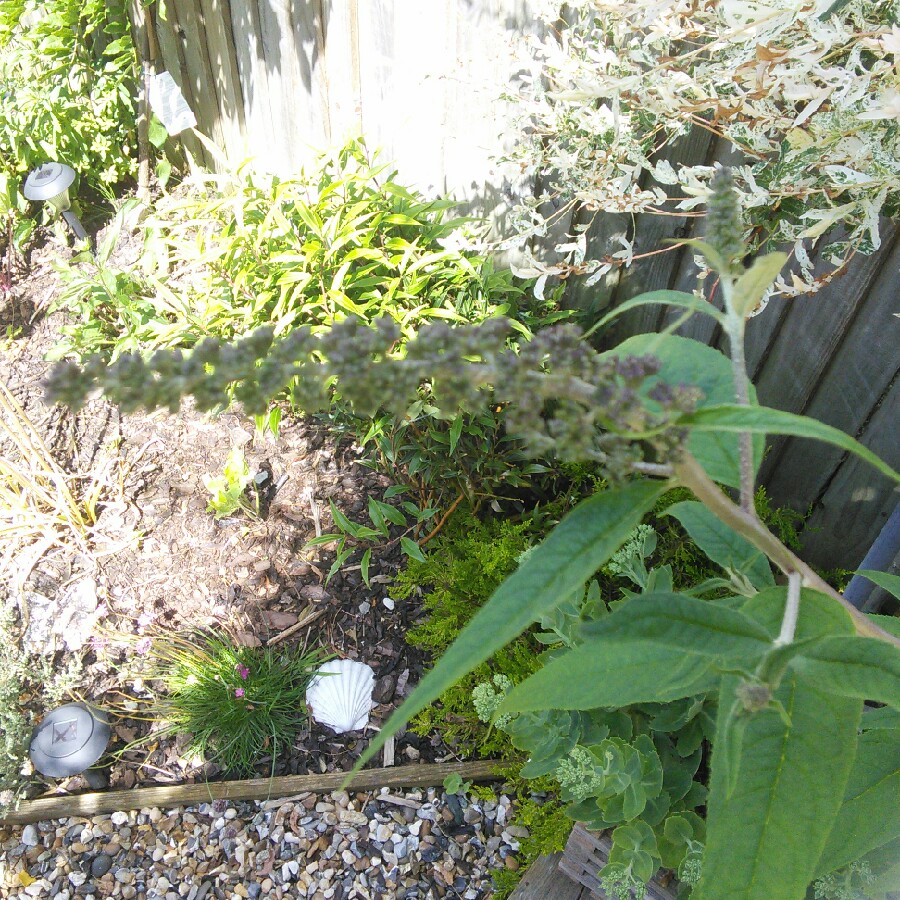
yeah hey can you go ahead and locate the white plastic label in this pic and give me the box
[148,71,197,135]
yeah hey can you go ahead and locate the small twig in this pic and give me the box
[775,571,802,646]
[631,462,674,478]
[418,491,465,547]
[266,606,325,647]
[306,487,321,538]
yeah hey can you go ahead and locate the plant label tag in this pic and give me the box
[149,71,197,135]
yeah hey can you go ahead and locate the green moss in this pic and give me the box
[395,508,545,756]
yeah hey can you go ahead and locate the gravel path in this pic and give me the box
[0,787,526,898]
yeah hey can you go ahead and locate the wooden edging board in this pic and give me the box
[0,760,502,826]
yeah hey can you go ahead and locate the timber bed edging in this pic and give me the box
[0,760,503,826]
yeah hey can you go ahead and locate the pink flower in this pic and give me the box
[235,664,249,680]
[135,636,152,656]
[235,687,245,698]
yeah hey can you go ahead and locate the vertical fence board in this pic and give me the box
[756,223,898,486]
[228,0,271,165]
[196,0,246,159]
[168,0,226,152]
[151,1,206,164]
[357,0,396,168]
[800,381,900,571]
[290,0,330,155]
[763,238,900,518]
[321,0,363,147]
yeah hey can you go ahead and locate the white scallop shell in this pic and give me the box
[306,659,376,733]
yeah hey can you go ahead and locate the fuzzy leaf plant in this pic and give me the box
[44,171,900,898]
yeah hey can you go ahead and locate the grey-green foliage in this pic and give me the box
[474,535,713,890]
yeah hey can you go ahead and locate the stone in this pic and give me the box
[22,825,40,846]
[90,854,113,878]
[110,812,129,827]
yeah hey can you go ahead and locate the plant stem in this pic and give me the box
[723,312,756,514]
[674,452,900,645]
[775,571,802,646]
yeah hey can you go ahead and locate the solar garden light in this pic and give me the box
[30,701,111,790]
[23,162,88,242]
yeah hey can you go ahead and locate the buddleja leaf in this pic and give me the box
[789,635,900,708]
[815,726,900,878]
[697,587,860,899]
[583,289,726,338]
[697,672,862,899]
[682,404,900,483]
[606,334,763,488]
[856,569,900,602]
[666,500,774,590]
[345,480,667,777]
[499,593,770,714]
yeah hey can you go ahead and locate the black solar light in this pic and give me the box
[23,162,88,241]
[29,702,111,789]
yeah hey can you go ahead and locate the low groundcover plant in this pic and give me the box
[136,630,330,776]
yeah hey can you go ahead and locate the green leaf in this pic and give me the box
[608,334,762,488]
[400,536,426,562]
[682,405,900,483]
[731,252,788,319]
[742,586,856,641]
[788,635,900,708]
[696,671,862,899]
[329,500,360,538]
[346,480,666,777]
[815,727,900,877]
[360,548,371,588]
[448,414,463,455]
[583,289,725,338]
[367,496,388,536]
[856,569,900,602]
[666,500,774,589]
[376,499,407,527]
[148,116,168,149]
[499,593,770,714]
[868,614,900,639]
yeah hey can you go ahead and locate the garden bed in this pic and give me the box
[0,234,458,798]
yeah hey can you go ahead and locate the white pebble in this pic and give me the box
[382,597,395,611]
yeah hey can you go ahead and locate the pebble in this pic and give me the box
[1,788,524,898]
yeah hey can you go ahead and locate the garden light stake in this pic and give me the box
[23,162,88,242]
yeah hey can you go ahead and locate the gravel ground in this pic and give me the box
[0,787,526,899]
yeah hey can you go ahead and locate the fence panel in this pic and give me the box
[132,1,899,571]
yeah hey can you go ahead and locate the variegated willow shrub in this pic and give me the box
[46,176,900,898]
[505,0,900,305]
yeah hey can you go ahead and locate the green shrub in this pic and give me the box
[135,630,329,776]
[0,0,137,190]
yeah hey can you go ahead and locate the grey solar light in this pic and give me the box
[30,702,111,789]
[23,162,88,241]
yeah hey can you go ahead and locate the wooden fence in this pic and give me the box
[129,1,898,573]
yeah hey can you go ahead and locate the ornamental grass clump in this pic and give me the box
[140,631,330,776]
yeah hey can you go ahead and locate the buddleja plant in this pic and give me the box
[45,173,900,897]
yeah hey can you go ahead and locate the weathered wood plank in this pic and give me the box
[611,125,716,340]
[168,0,226,153]
[150,0,206,165]
[559,825,679,899]
[289,0,330,154]
[257,0,302,174]
[800,378,900,571]
[228,0,271,165]
[321,0,363,147]
[196,0,246,160]
[755,223,898,487]
[763,236,900,536]
[510,852,585,900]
[0,760,502,826]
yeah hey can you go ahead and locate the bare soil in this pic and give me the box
[0,230,451,797]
